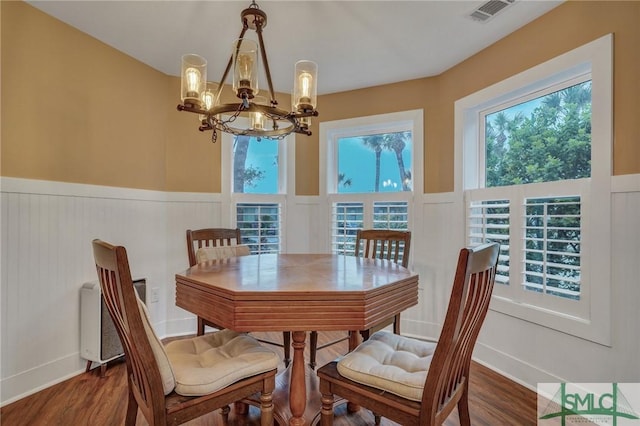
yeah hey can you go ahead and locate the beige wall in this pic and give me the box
[438,0,640,190]
[2,1,169,190]
[2,1,639,195]
[305,0,640,194]
[164,76,221,193]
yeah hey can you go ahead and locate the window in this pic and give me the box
[321,110,423,258]
[232,136,282,194]
[336,132,412,193]
[373,201,409,230]
[332,202,363,255]
[331,201,409,256]
[236,202,281,253]
[479,75,590,304]
[484,80,592,188]
[468,199,510,286]
[222,127,289,253]
[456,35,612,345]
[523,196,581,300]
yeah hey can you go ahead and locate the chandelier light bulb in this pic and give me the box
[252,111,265,130]
[199,82,219,123]
[237,54,253,88]
[299,72,312,101]
[185,68,201,95]
[181,54,207,106]
[251,95,268,130]
[203,91,214,110]
[202,88,216,111]
[233,39,259,97]
[294,60,317,112]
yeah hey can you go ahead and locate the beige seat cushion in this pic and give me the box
[337,331,436,402]
[195,244,251,263]
[165,329,279,396]
[137,295,176,395]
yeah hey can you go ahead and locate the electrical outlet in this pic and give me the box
[150,287,160,303]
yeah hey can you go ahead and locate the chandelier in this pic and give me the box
[177,1,319,142]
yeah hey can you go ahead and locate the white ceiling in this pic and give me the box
[27,0,563,95]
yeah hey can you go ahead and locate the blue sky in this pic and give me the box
[487,96,542,126]
[236,135,413,194]
[239,138,278,194]
[337,137,412,193]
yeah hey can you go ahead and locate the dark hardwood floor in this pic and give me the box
[1,331,537,425]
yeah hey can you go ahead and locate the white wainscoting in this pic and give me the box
[2,175,638,405]
[285,196,327,254]
[401,192,464,340]
[164,192,225,337]
[0,178,221,405]
[401,176,640,392]
[472,174,640,390]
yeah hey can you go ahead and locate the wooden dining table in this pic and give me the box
[175,253,419,426]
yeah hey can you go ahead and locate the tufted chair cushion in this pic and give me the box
[165,329,280,396]
[137,294,176,395]
[336,331,436,401]
[195,245,251,264]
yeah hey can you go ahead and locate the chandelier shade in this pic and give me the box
[177,1,319,142]
[180,54,207,106]
[233,39,259,98]
[293,60,318,112]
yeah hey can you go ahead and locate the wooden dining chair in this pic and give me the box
[186,228,291,367]
[186,228,245,335]
[92,239,279,426]
[308,229,412,369]
[317,242,500,426]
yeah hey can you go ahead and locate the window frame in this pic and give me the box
[455,34,612,346]
[320,109,423,259]
[221,117,293,253]
[479,74,592,189]
[321,109,424,197]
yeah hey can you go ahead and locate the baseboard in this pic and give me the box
[0,353,85,407]
[472,341,565,392]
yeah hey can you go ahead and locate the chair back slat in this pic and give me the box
[92,239,167,424]
[186,228,242,266]
[420,242,500,424]
[354,229,412,268]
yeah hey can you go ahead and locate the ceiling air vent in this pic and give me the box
[470,0,516,22]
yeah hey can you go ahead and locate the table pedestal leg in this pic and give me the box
[289,331,307,426]
[347,330,361,413]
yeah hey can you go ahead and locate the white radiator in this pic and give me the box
[80,279,146,367]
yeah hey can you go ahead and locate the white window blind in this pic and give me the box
[523,196,581,300]
[373,201,409,230]
[236,202,281,254]
[331,202,363,255]
[468,199,510,285]
[331,201,410,257]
